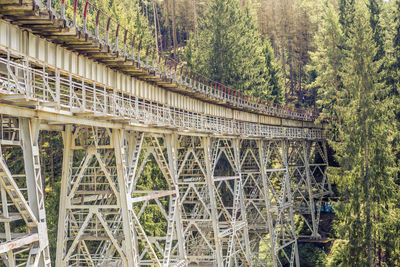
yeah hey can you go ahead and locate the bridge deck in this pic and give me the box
[0,45,324,139]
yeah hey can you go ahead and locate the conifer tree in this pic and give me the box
[186,0,272,99]
[367,0,385,62]
[394,0,400,78]
[309,0,345,139]
[261,39,284,104]
[313,1,399,265]
[338,0,356,38]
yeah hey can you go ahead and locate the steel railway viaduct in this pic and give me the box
[0,0,332,266]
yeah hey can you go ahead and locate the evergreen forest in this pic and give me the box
[25,0,400,265]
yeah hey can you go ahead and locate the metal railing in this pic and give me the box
[0,48,325,140]
[36,0,318,121]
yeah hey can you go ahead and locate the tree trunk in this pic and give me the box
[171,0,178,57]
[192,0,197,36]
[164,0,171,51]
[153,1,159,52]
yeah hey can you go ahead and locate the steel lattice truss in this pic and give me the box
[0,117,331,267]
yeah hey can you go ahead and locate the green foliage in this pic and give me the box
[338,0,356,38]
[395,0,400,72]
[40,132,64,263]
[312,0,400,265]
[257,234,274,266]
[298,243,327,267]
[93,0,154,47]
[309,0,345,140]
[367,0,385,62]
[185,0,281,102]
[262,39,284,104]
[326,239,347,267]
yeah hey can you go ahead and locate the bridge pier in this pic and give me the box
[0,116,51,267]
[56,128,189,266]
[20,118,51,267]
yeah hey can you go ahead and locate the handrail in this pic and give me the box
[41,0,318,121]
[0,47,325,140]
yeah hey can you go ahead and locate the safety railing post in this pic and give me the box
[152,48,156,69]
[137,39,142,64]
[174,63,177,80]
[60,0,65,19]
[83,1,89,33]
[131,35,136,59]
[145,46,149,66]
[73,0,78,26]
[95,10,100,39]
[82,79,86,110]
[69,74,72,109]
[164,57,168,77]
[123,30,128,57]
[179,66,183,83]
[103,85,107,114]
[93,83,97,113]
[55,68,60,110]
[157,52,162,73]
[106,17,111,46]
[114,24,120,54]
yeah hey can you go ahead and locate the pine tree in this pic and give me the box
[309,0,345,140]
[261,38,284,104]
[313,1,399,265]
[185,0,270,98]
[339,0,356,38]
[367,0,385,62]
[394,0,400,79]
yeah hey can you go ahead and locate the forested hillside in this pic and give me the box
[37,0,400,265]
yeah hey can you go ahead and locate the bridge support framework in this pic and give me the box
[0,116,330,267]
[0,117,330,266]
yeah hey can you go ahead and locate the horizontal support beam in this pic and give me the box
[130,190,177,204]
[0,213,22,222]
[0,234,39,254]
[213,176,240,182]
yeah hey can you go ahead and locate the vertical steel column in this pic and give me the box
[165,133,187,263]
[322,141,332,194]
[0,183,16,267]
[233,138,251,262]
[20,118,51,267]
[282,140,300,267]
[258,140,278,267]
[55,125,73,267]
[203,137,223,266]
[112,129,139,266]
[125,132,142,265]
[303,140,318,238]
